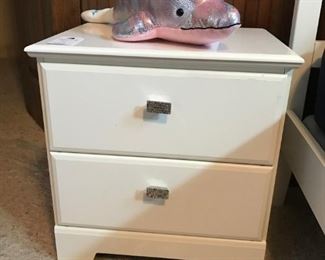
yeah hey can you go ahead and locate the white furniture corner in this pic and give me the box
[25,24,302,259]
[274,0,325,234]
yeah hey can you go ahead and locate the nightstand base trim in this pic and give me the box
[55,225,266,260]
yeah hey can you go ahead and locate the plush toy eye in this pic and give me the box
[176,8,184,17]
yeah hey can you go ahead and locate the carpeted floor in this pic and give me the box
[0,60,324,260]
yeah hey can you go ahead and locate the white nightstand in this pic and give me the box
[25,23,303,260]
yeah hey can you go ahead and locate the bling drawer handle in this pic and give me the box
[146,186,170,200]
[146,101,172,115]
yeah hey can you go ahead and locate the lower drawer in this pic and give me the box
[51,152,273,240]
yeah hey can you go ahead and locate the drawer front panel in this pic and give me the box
[52,152,272,240]
[42,63,288,165]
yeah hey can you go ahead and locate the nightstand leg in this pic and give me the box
[55,226,96,260]
[273,153,292,206]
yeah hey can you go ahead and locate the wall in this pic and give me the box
[0,0,19,59]
[227,0,295,44]
[81,0,115,10]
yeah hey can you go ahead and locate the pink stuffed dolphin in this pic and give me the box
[82,0,241,45]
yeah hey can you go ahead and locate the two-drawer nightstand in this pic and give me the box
[25,23,303,260]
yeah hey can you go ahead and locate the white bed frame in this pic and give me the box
[274,0,325,234]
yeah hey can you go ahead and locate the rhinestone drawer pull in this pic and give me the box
[147,100,172,115]
[146,186,170,200]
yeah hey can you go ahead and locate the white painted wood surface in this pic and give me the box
[275,1,325,229]
[275,0,322,206]
[313,41,325,68]
[25,24,303,68]
[52,152,272,240]
[25,24,303,259]
[42,63,289,165]
[282,111,325,233]
[55,226,266,260]
[288,0,322,117]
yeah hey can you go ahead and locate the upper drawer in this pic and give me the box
[41,63,289,165]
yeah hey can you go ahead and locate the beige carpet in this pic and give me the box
[0,60,324,260]
[0,60,55,259]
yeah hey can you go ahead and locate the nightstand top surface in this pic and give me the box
[25,23,303,67]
